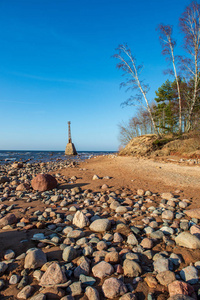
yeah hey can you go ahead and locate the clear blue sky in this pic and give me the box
[0,0,192,151]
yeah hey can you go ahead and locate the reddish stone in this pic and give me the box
[0,213,17,227]
[31,174,57,192]
[115,264,124,274]
[24,224,35,230]
[168,280,194,297]
[102,277,127,298]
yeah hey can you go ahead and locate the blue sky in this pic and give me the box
[0,0,192,151]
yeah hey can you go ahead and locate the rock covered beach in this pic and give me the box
[0,155,200,299]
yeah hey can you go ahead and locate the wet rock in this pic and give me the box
[92,261,114,279]
[102,277,127,299]
[175,232,200,249]
[24,249,47,269]
[31,174,57,192]
[40,262,67,286]
[89,219,111,232]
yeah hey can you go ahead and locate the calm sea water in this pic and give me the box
[0,150,115,165]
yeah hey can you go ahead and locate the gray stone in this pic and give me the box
[89,219,111,232]
[67,281,82,296]
[24,249,47,269]
[153,258,170,273]
[150,230,164,239]
[62,246,77,262]
[180,266,198,284]
[67,230,85,239]
[80,274,96,286]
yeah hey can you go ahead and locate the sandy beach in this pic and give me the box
[0,154,200,300]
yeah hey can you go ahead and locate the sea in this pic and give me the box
[0,150,116,165]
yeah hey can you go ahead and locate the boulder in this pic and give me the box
[31,174,57,192]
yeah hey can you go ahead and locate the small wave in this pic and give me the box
[0,153,9,157]
[5,157,16,161]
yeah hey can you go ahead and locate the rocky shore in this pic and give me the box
[0,156,200,300]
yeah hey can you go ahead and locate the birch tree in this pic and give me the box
[179,1,200,131]
[157,24,182,133]
[113,44,160,137]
